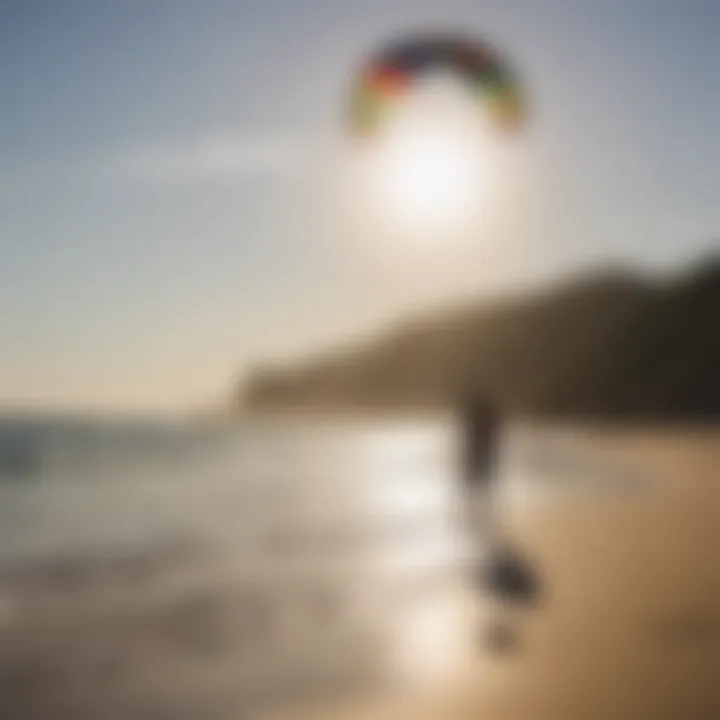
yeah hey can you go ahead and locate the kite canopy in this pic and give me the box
[349,34,526,137]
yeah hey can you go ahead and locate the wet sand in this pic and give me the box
[268,429,720,719]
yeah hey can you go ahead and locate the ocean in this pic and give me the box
[0,414,473,718]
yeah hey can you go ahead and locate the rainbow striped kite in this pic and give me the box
[349,34,526,137]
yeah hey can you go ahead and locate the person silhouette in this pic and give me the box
[458,393,501,544]
[457,393,541,607]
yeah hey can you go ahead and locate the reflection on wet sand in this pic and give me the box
[267,426,720,720]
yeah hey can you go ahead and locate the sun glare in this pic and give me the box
[355,80,491,242]
[344,75,498,244]
[376,125,483,235]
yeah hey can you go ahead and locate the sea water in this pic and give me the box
[0,413,470,717]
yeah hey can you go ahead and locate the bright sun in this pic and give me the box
[357,83,490,241]
[376,125,483,235]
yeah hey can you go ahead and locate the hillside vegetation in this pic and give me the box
[239,256,720,420]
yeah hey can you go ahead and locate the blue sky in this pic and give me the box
[1,0,718,411]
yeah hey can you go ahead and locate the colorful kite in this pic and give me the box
[349,34,526,137]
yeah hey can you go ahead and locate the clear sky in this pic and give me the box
[1,0,718,412]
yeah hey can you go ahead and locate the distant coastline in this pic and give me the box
[237,254,720,422]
